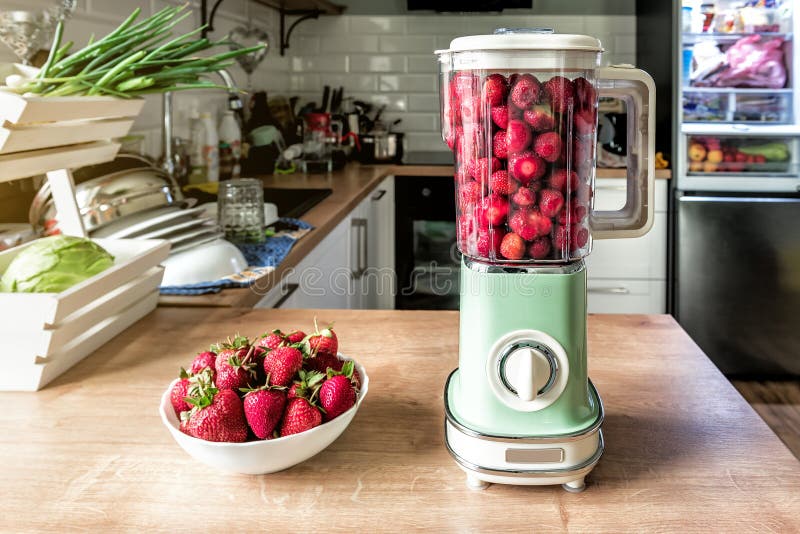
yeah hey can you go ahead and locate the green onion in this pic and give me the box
[18,6,263,97]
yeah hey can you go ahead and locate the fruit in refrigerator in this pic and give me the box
[689,161,704,172]
[739,142,789,161]
[533,131,562,162]
[706,149,723,163]
[702,161,718,172]
[279,398,322,437]
[499,232,526,260]
[242,386,286,439]
[688,143,707,162]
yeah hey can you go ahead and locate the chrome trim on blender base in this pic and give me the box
[463,256,586,276]
[443,370,605,444]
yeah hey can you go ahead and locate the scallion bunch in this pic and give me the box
[13,5,264,98]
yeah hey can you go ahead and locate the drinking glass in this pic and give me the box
[218,178,265,243]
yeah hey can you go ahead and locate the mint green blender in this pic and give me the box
[436,30,655,491]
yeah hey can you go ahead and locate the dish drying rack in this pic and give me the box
[0,86,170,390]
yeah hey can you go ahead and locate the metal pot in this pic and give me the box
[357,132,404,164]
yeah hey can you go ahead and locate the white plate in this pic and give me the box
[168,227,219,246]
[135,216,215,240]
[92,206,207,238]
[169,232,225,255]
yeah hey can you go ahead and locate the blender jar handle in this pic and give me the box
[591,66,656,239]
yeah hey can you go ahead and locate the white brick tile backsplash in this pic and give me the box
[349,55,406,73]
[407,55,438,74]
[349,16,407,35]
[291,55,349,73]
[378,74,436,93]
[321,35,379,54]
[408,95,440,112]
[42,2,636,157]
[379,36,436,54]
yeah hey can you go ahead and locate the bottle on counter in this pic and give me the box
[218,141,234,181]
[200,111,219,182]
[188,109,207,184]
[219,110,242,178]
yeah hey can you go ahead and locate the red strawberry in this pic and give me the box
[288,369,325,400]
[574,108,596,136]
[460,95,482,125]
[479,194,509,227]
[189,351,216,376]
[476,228,504,257]
[558,198,588,224]
[319,373,356,422]
[482,73,507,106]
[547,168,579,193]
[213,337,256,391]
[447,124,463,152]
[492,130,508,159]
[490,105,509,129]
[303,323,338,358]
[489,170,517,196]
[523,104,555,131]
[170,368,192,416]
[510,74,540,109]
[543,76,574,113]
[263,346,303,387]
[499,232,526,260]
[451,72,478,100]
[573,77,597,110]
[553,224,589,252]
[242,385,286,439]
[459,179,483,208]
[573,136,594,170]
[538,188,565,218]
[181,374,248,443]
[508,151,546,185]
[506,119,532,153]
[257,330,286,350]
[305,351,343,375]
[533,131,562,163]
[527,208,553,238]
[511,186,536,208]
[529,236,552,260]
[279,398,322,437]
[285,330,306,344]
[470,156,501,181]
[509,209,540,241]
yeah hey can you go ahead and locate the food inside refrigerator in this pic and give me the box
[686,135,792,173]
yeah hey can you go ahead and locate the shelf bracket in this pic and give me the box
[200,0,226,39]
[279,10,321,56]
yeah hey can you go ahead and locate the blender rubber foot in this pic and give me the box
[562,478,586,493]
[466,474,490,490]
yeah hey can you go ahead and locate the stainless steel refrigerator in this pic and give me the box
[673,0,800,377]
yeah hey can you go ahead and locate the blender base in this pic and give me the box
[444,371,604,492]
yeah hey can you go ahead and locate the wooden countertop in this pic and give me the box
[159,163,671,308]
[1,310,797,531]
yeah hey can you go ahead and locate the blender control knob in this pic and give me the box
[502,346,552,401]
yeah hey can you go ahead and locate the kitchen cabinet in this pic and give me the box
[255,176,395,310]
[586,178,668,313]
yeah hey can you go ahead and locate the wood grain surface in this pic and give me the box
[1,310,796,533]
[158,163,671,308]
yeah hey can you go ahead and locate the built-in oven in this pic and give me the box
[394,175,459,310]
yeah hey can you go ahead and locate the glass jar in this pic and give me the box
[217,178,265,243]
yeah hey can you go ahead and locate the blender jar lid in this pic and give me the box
[444,28,603,53]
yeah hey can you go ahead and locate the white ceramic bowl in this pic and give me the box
[160,238,248,285]
[159,356,369,475]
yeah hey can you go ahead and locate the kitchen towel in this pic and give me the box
[159,218,313,295]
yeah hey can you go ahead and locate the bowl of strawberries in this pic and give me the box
[159,323,368,475]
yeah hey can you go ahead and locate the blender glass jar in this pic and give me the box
[437,29,655,263]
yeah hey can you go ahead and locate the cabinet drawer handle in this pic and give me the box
[588,286,630,295]
[371,189,387,201]
[274,283,300,308]
[351,218,368,279]
[596,184,627,191]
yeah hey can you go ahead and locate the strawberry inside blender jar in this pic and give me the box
[447,69,598,263]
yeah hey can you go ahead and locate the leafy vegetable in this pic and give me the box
[10,5,264,98]
[1,236,114,293]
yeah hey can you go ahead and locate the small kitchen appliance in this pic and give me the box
[436,29,655,491]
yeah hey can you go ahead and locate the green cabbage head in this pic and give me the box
[1,235,114,293]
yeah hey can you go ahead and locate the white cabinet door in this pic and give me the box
[364,176,395,309]
[587,279,666,314]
